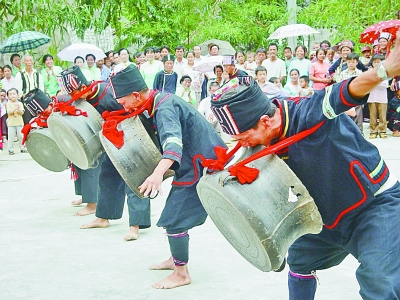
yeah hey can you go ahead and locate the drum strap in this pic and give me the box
[52,80,102,116]
[228,121,326,184]
[203,121,326,184]
[101,90,167,149]
[21,112,50,145]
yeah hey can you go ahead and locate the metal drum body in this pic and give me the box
[47,100,104,170]
[196,147,323,272]
[100,115,172,198]
[25,127,70,172]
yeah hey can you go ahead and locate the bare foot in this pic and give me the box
[149,256,174,270]
[71,198,82,206]
[152,265,191,289]
[74,203,96,216]
[80,218,110,229]
[124,225,139,241]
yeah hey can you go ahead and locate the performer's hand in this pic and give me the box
[139,172,164,198]
[139,158,174,198]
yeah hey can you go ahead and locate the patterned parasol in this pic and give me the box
[0,31,51,54]
[360,20,400,44]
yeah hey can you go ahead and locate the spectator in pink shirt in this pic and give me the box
[309,48,332,90]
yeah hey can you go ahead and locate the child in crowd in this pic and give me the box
[221,70,230,86]
[153,55,178,93]
[284,69,301,96]
[360,46,371,66]
[298,75,314,96]
[309,50,316,61]
[176,75,196,106]
[336,53,364,133]
[325,48,336,65]
[5,88,27,155]
[283,47,294,73]
[268,76,290,98]
[244,52,257,78]
[367,54,389,139]
[198,81,220,128]
[255,67,279,97]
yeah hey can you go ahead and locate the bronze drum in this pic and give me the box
[25,127,70,172]
[196,146,323,272]
[99,115,173,198]
[47,100,104,170]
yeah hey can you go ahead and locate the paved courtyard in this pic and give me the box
[1,129,398,300]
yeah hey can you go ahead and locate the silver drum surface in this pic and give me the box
[47,100,104,170]
[196,147,323,272]
[100,115,171,198]
[25,127,70,172]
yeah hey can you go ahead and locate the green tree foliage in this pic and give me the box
[298,0,399,48]
[1,0,397,54]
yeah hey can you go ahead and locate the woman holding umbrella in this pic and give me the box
[41,54,63,97]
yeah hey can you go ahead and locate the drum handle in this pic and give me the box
[203,167,235,187]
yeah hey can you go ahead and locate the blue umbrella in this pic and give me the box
[0,31,51,54]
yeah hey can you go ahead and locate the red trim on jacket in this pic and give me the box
[324,160,388,229]
[163,150,181,161]
[339,80,357,107]
[172,154,204,186]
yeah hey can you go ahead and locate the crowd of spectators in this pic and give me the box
[1,33,399,153]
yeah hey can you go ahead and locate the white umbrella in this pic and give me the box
[192,56,223,73]
[267,24,319,40]
[198,39,236,56]
[57,43,106,62]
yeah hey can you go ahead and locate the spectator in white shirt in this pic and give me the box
[261,43,286,82]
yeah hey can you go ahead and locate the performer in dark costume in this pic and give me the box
[58,66,150,240]
[388,81,400,137]
[109,65,227,289]
[22,89,100,216]
[209,33,400,300]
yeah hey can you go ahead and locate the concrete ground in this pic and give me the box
[1,127,399,300]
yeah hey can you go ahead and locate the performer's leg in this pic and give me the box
[81,153,125,229]
[287,232,349,300]
[73,165,100,216]
[345,183,400,300]
[168,231,189,266]
[152,185,206,289]
[124,185,151,241]
[152,231,191,289]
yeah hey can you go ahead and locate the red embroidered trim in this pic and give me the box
[163,150,181,161]
[339,80,357,107]
[324,160,388,229]
[172,154,204,186]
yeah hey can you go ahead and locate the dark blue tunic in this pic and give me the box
[87,83,150,227]
[150,92,227,232]
[153,70,178,94]
[280,79,400,299]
